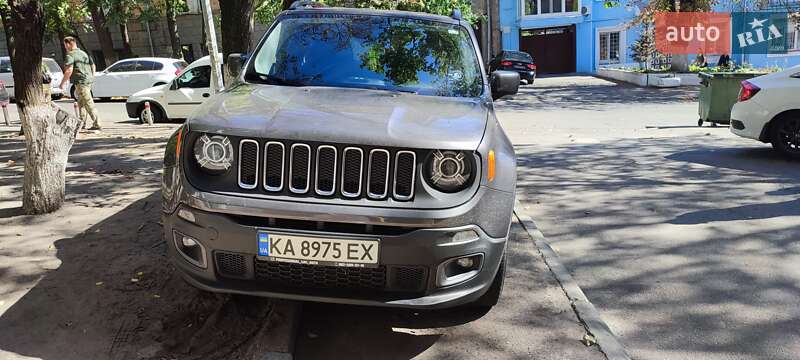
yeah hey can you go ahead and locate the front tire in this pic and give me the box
[769,116,800,160]
[138,103,165,124]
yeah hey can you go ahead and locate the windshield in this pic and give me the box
[248,14,484,98]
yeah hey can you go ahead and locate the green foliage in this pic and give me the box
[629,24,656,69]
[42,0,91,40]
[254,0,482,26]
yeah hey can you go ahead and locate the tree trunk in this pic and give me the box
[10,0,81,214]
[0,4,15,68]
[220,0,254,80]
[119,23,133,58]
[88,4,117,67]
[165,0,183,59]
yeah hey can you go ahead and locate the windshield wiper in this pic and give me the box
[255,74,306,87]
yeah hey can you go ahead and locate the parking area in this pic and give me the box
[500,76,800,359]
[1,75,798,359]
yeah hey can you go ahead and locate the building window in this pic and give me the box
[522,0,579,16]
[599,31,621,64]
[788,16,799,51]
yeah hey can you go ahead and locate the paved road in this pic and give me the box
[295,222,603,360]
[499,76,800,360]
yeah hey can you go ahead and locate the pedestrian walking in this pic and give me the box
[58,36,101,131]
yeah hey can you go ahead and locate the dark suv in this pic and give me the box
[490,50,536,84]
[161,4,520,309]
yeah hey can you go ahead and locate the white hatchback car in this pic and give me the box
[0,56,68,99]
[126,55,217,123]
[80,57,187,100]
[731,65,800,159]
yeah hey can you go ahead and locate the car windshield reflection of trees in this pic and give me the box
[253,15,483,98]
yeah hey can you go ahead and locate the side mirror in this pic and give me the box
[490,71,520,100]
[226,53,249,79]
[170,79,179,90]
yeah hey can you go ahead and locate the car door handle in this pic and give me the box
[202,93,210,98]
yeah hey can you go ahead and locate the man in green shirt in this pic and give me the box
[58,36,101,130]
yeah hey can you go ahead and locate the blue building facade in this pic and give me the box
[498,0,800,74]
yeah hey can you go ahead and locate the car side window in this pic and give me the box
[0,60,11,73]
[135,61,164,71]
[108,61,136,72]
[175,65,211,89]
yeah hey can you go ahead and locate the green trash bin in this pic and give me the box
[697,72,765,126]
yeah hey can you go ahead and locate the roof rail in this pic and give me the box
[288,1,325,10]
[451,9,462,20]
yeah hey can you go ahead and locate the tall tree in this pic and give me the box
[10,0,80,214]
[87,0,118,66]
[108,0,138,58]
[164,0,184,59]
[43,0,91,62]
[220,0,254,58]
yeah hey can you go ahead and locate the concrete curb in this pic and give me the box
[514,200,631,360]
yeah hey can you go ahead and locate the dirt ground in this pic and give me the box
[0,122,279,360]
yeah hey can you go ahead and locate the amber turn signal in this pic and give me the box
[488,150,495,182]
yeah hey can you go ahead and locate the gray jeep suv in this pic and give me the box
[161,5,519,309]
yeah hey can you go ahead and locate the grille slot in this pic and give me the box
[289,143,311,194]
[367,149,390,199]
[216,252,247,277]
[393,151,416,200]
[391,266,428,292]
[315,145,337,196]
[264,142,285,191]
[236,139,419,202]
[341,147,364,198]
[254,260,386,291]
[238,140,259,189]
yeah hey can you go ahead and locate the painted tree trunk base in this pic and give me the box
[22,102,80,214]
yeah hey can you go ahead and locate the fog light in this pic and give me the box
[173,230,207,269]
[437,254,484,287]
[456,257,474,268]
[178,208,196,223]
[181,236,198,248]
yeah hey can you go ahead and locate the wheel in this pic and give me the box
[138,103,164,124]
[698,119,704,127]
[153,82,167,87]
[468,254,506,309]
[769,116,800,160]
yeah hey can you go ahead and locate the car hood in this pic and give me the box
[187,84,490,150]
[129,84,168,101]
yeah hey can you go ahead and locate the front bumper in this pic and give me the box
[164,203,509,309]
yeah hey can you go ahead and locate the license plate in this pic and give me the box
[257,231,379,268]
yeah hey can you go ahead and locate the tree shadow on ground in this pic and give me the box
[294,223,601,360]
[497,76,699,112]
[0,192,280,360]
[515,135,800,359]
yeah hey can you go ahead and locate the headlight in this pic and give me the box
[193,134,233,173]
[423,150,474,193]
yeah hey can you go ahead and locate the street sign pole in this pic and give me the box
[201,0,224,93]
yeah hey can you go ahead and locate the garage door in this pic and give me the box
[519,25,576,74]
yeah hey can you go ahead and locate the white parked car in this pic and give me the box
[0,56,68,99]
[126,55,216,123]
[80,57,187,100]
[731,65,800,159]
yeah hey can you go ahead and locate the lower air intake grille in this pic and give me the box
[254,260,386,291]
[216,252,247,277]
[391,266,428,292]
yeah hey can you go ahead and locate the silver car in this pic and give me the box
[161,5,520,309]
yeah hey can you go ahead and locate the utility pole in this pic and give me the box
[200,0,224,93]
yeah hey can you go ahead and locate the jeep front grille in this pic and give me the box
[236,140,418,201]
